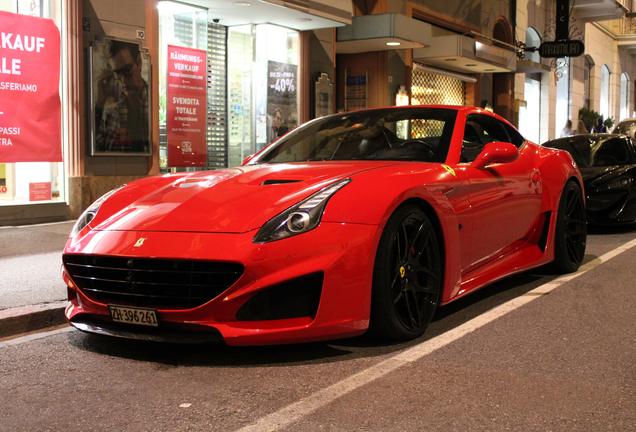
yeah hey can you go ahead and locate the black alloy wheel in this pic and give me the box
[370,205,442,340]
[553,181,587,273]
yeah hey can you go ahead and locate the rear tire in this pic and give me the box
[553,180,587,273]
[370,205,442,341]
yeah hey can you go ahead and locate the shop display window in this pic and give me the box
[0,0,64,205]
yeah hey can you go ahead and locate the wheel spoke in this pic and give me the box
[390,271,400,291]
[402,288,416,329]
[565,237,582,263]
[399,224,409,262]
[565,193,578,215]
[413,228,432,260]
[393,289,403,305]
[412,265,439,281]
[407,220,427,255]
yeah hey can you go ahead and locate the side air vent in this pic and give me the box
[261,180,302,185]
[537,211,552,252]
[236,272,323,321]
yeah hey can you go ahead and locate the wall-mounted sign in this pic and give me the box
[315,73,333,118]
[539,40,585,58]
[345,75,367,111]
[167,45,207,167]
[0,11,62,163]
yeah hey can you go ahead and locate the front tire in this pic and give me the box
[553,180,587,273]
[370,205,442,340]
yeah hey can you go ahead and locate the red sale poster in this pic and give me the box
[167,45,207,167]
[0,11,62,163]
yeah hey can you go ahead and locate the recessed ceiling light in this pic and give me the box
[386,42,401,46]
[485,69,496,71]
[466,64,477,67]
[295,18,312,22]
[445,58,457,61]
[232,1,251,6]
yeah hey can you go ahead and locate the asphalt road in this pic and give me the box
[1,225,635,431]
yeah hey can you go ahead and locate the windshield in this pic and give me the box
[253,108,457,164]
[613,120,636,135]
[544,136,635,167]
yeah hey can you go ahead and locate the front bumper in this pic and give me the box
[63,222,380,345]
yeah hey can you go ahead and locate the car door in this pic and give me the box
[459,114,543,271]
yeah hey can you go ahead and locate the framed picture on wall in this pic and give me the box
[89,37,152,156]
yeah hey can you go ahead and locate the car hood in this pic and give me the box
[92,162,399,233]
[580,165,632,188]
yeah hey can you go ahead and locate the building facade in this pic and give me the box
[0,0,633,225]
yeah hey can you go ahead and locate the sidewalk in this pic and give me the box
[0,220,74,338]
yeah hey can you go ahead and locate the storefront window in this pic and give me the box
[228,25,253,167]
[555,58,570,137]
[522,76,541,144]
[228,23,299,166]
[158,6,299,170]
[584,57,591,110]
[620,73,629,121]
[601,65,611,119]
[0,0,65,206]
[255,25,299,154]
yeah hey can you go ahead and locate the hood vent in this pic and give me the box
[261,179,302,185]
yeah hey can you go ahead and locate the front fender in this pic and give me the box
[323,164,464,303]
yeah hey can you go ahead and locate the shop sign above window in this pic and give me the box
[0,11,62,163]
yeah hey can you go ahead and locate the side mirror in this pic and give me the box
[242,154,256,165]
[472,142,519,170]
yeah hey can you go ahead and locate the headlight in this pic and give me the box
[603,176,631,190]
[253,179,351,243]
[70,184,127,237]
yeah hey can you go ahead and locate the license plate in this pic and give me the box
[109,305,158,327]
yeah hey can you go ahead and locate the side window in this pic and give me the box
[461,114,514,163]
[594,138,633,166]
[503,123,526,147]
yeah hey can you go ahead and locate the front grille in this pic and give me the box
[63,255,244,309]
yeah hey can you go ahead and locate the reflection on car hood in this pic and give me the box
[581,165,633,188]
[93,162,399,233]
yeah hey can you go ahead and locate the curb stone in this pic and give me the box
[0,301,67,338]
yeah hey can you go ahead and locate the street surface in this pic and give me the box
[1,223,635,431]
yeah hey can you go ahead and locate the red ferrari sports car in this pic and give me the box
[62,106,586,345]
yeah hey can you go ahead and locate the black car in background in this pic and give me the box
[543,134,636,226]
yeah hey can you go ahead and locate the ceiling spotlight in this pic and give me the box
[386,42,401,46]
[295,18,312,22]
[231,1,251,6]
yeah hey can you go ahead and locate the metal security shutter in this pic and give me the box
[411,65,465,107]
[207,23,228,169]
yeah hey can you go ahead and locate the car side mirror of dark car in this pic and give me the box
[472,142,520,170]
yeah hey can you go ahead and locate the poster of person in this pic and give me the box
[90,38,152,156]
[266,61,298,145]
